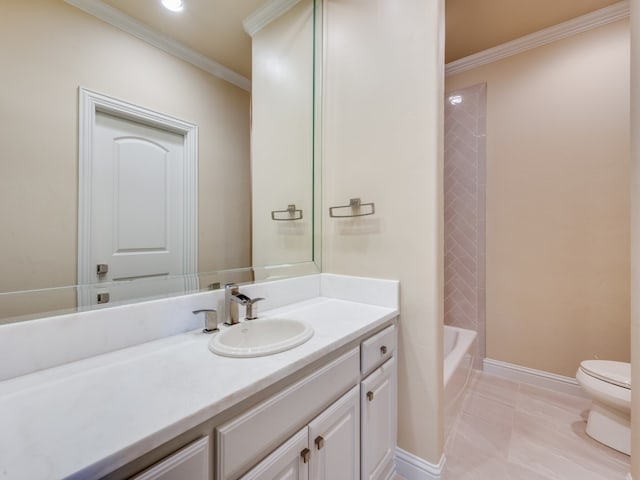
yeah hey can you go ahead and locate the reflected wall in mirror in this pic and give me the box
[0,0,319,323]
[251,0,314,271]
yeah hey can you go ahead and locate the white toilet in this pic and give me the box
[576,360,631,455]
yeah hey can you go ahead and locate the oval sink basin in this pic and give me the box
[208,318,314,358]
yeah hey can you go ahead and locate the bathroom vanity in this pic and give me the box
[0,274,398,480]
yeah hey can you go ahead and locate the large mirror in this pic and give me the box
[0,0,320,324]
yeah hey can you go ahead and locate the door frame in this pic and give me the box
[77,87,198,292]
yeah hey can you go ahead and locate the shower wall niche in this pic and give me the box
[444,83,486,367]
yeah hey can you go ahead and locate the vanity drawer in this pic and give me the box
[216,347,360,480]
[131,436,209,480]
[361,324,395,375]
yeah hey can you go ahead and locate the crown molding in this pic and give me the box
[446,0,630,77]
[243,0,300,37]
[64,0,250,91]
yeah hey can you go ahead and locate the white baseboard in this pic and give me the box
[395,448,445,480]
[483,358,588,398]
[384,465,397,480]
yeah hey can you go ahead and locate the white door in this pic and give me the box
[308,385,360,480]
[92,111,186,282]
[77,88,198,307]
[361,358,396,480]
[240,428,309,480]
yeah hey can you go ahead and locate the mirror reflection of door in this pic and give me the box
[93,112,186,282]
[78,89,198,307]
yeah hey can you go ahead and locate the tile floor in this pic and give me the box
[441,371,630,479]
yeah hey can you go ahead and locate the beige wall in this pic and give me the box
[251,0,314,270]
[0,0,251,296]
[630,0,639,477]
[447,20,630,377]
[322,0,444,464]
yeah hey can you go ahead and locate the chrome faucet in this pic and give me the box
[225,283,247,325]
[224,283,265,325]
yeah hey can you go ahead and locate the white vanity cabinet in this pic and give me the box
[360,325,397,480]
[240,385,360,480]
[216,348,360,480]
[3,274,401,480]
[216,322,398,480]
[122,322,397,480]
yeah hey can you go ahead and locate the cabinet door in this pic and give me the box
[240,428,309,480]
[308,385,360,480]
[217,348,360,480]
[131,437,209,480]
[361,357,396,480]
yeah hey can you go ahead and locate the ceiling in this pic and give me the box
[101,0,264,79]
[445,0,622,63]
[98,0,624,79]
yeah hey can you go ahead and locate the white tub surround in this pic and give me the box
[0,274,398,480]
[444,326,477,440]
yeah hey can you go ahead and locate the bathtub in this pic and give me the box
[444,325,477,440]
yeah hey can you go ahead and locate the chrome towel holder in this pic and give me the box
[271,204,303,221]
[329,198,375,218]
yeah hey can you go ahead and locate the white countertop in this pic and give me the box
[0,296,397,479]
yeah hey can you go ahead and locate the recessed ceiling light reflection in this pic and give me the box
[161,0,184,12]
[448,95,463,105]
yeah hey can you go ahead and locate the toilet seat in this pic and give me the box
[580,360,631,389]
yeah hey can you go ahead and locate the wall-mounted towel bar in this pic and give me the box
[271,204,303,221]
[329,198,375,218]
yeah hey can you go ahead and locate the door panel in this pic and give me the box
[93,112,185,283]
[83,111,195,304]
[361,358,396,480]
[114,138,169,253]
[308,385,360,480]
[240,428,309,480]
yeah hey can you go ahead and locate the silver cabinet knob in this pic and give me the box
[301,448,311,463]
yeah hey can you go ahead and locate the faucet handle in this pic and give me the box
[192,309,219,333]
[245,298,265,320]
[231,293,251,305]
